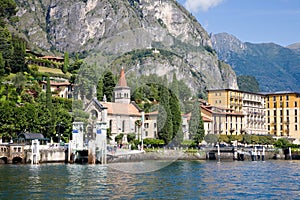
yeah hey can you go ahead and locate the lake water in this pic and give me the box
[1,160,300,199]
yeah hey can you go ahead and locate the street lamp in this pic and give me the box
[141,111,144,151]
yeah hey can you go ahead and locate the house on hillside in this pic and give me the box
[40,80,73,98]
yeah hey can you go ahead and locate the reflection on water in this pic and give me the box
[1,160,300,199]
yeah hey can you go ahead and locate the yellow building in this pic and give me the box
[207,89,267,135]
[264,91,300,139]
[207,89,243,113]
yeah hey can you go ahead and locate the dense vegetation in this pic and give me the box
[237,75,260,92]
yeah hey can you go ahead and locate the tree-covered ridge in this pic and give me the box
[237,75,260,93]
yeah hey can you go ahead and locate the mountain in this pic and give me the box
[287,43,300,52]
[211,32,300,92]
[11,0,237,96]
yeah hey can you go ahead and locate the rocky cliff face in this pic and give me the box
[14,0,238,95]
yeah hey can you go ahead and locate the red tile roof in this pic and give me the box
[101,102,141,116]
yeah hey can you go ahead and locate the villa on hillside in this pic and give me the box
[40,79,73,99]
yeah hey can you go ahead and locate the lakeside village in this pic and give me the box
[1,50,300,164]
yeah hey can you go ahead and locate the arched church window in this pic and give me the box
[91,110,98,119]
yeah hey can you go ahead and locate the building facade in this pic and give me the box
[84,68,158,145]
[264,91,300,139]
[207,89,267,135]
[242,91,267,135]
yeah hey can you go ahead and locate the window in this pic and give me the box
[296,125,298,131]
[144,123,149,128]
[295,101,298,107]
[268,125,270,131]
[295,109,298,116]
[295,117,298,123]
[280,125,283,131]
[122,120,125,132]
[219,100,221,104]
[280,102,283,107]
[280,117,283,123]
[280,96,282,101]
[267,103,269,108]
[274,110,276,116]
[286,95,289,100]
[280,110,283,115]
[287,110,289,116]
[273,96,276,101]
[274,102,277,107]
[286,102,289,107]
[268,118,270,123]
[154,123,157,128]
[268,110,270,116]
[145,131,148,137]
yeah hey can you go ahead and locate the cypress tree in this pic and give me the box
[189,101,205,145]
[62,52,69,74]
[46,76,52,110]
[96,76,104,101]
[169,90,183,145]
[0,52,4,75]
[10,36,26,73]
[157,85,173,144]
[102,70,115,102]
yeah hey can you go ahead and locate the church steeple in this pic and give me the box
[118,67,127,87]
[113,67,131,104]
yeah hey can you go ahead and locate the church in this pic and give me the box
[84,68,158,145]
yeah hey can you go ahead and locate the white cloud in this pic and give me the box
[184,0,224,13]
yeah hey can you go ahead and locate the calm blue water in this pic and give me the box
[0,160,300,199]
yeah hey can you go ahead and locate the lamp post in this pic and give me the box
[141,111,145,151]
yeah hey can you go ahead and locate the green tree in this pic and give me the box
[10,36,27,73]
[102,70,116,102]
[218,134,229,143]
[62,52,69,74]
[204,134,218,145]
[237,75,260,93]
[96,76,103,101]
[0,26,13,72]
[12,72,26,95]
[75,63,98,101]
[169,88,182,145]
[157,85,173,144]
[189,101,205,145]
[0,52,4,75]
[0,0,17,27]
[273,138,290,149]
[46,76,52,109]
[243,134,251,144]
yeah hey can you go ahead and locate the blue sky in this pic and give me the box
[177,0,300,46]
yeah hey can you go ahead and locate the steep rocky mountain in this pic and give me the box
[211,33,300,92]
[12,0,238,96]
